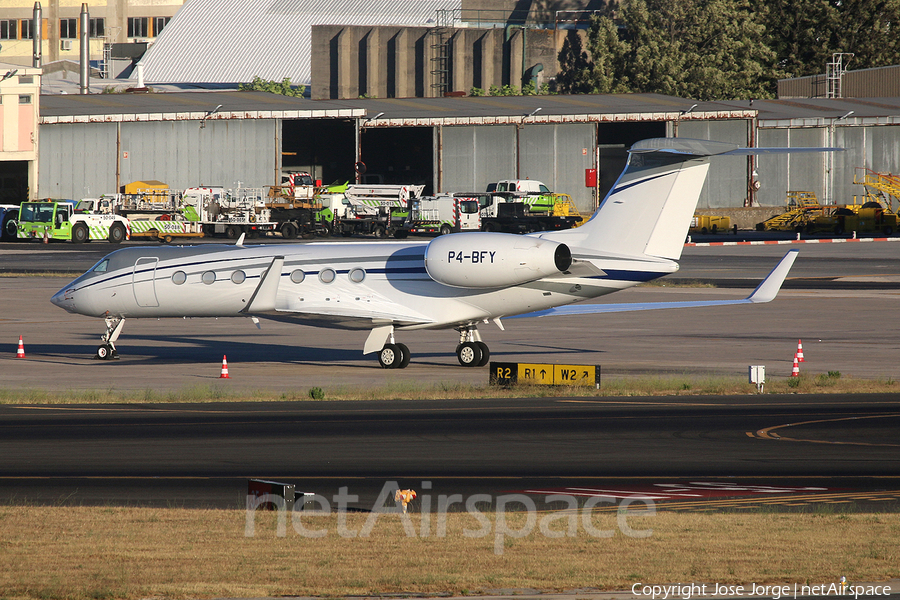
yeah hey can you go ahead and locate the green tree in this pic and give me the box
[239,76,305,97]
[826,0,900,70]
[760,0,837,77]
[560,0,782,99]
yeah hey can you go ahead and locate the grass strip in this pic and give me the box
[0,373,896,404]
[0,507,896,599]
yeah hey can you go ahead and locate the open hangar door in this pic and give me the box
[281,119,358,186]
[358,127,434,194]
[596,122,667,204]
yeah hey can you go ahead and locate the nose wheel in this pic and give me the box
[96,316,125,361]
[456,327,490,367]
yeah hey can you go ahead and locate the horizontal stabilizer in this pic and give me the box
[511,250,797,319]
[630,138,842,157]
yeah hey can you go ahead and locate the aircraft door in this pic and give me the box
[133,257,159,307]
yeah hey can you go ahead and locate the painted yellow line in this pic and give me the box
[752,413,900,447]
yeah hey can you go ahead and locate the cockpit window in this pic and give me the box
[89,259,109,273]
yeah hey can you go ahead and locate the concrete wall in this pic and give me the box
[311,24,558,99]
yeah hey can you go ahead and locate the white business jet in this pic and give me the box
[51,138,827,368]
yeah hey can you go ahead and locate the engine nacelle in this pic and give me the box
[424,232,572,288]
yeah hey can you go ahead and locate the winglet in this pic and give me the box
[747,250,798,303]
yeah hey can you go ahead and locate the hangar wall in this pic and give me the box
[440,123,595,208]
[39,119,278,197]
[679,119,750,209]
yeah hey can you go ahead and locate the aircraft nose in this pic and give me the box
[51,287,77,313]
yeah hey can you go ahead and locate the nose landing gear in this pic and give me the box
[97,316,125,360]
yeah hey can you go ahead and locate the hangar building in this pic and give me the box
[33,91,900,214]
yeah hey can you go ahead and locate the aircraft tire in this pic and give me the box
[378,343,401,369]
[457,342,482,367]
[475,342,490,367]
[96,344,115,360]
[396,343,411,369]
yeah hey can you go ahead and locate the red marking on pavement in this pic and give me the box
[514,481,833,501]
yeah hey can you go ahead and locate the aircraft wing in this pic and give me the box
[275,302,434,326]
[512,250,797,319]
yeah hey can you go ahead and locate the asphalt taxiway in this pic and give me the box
[0,394,897,509]
[1,240,899,509]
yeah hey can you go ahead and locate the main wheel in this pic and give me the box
[475,341,490,367]
[457,342,482,367]
[378,343,401,369]
[108,223,126,244]
[72,223,89,243]
[396,343,411,369]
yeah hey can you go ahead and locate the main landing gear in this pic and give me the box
[97,316,125,360]
[455,326,490,367]
[376,326,490,369]
[377,330,411,369]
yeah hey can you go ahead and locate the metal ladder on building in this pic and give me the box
[429,27,451,97]
[826,52,853,99]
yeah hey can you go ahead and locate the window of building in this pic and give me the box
[0,19,16,40]
[60,18,77,39]
[20,19,32,39]
[128,17,148,38]
[153,17,170,36]
[90,18,105,38]
[19,95,32,104]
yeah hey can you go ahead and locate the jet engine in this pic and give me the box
[424,232,572,288]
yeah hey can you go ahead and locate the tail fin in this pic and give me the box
[541,138,839,261]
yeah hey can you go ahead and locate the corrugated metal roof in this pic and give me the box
[43,90,900,127]
[39,91,753,124]
[136,0,461,86]
[39,91,365,123]
[716,97,900,125]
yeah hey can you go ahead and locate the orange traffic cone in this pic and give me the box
[791,355,800,377]
[219,355,230,379]
[16,335,25,358]
[796,339,805,362]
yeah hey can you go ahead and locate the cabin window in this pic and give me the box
[172,271,186,285]
[290,270,305,284]
[348,268,366,283]
[318,269,336,284]
[201,271,216,285]
[90,259,109,273]
[231,270,246,284]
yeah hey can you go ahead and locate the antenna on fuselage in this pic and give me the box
[235,233,245,247]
